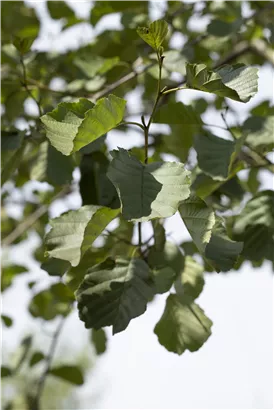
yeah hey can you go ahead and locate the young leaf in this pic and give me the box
[154,294,212,355]
[41,95,126,155]
[49,365,84,385]
[194,133,236,180]
[185,63,258,102]
[107,148,190,222]
[91,329,107,355]
[137,20,168,51]
[76,258,155,334]
[179,196,243,272]
[45,206,119,266]
[175,256,204,301]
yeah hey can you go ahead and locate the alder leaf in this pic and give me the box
[179,195,243,272]
[186,63,258,102]
[154,294,212,355]
[137,20,168,51]
[45,206,119,266]
[107,148,190,222]
[76,258,155,334]
[41,95,126,155]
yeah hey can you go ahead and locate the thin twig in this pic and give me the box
[31,315,67,410]
[19,55,43,117]
[2,186,71,247]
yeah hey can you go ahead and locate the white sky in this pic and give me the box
[2,1,273,409]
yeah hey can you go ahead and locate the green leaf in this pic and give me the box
[1,264,27,292]
[73,95,126,153]
[1,366,12,378]
[1,140,26,185]
[154,102,203,162]
[154,294,212,355]
[151,267,176,294]
[244,116,274,153]
[75,56,120,79]
[194,133,235,180]
[232,190,274,261]
[107,148,190,222]
[148,241,184,276]
[41,95,126,155]
[13,35,35,54]
[65,248,108,292]
[1,315,13,328]
[28,283,74,320]
[154,101,203,126]
[179,196,243,272]
[45,206,120,266]
[49,365,84,385]
[175,256,204,301]
[80,152,119,208]
[152,220,166,251]
[47,1,75,20]
[30,141,74,185]
[41,258,70,277]
[41,98,94,155]
[1,130,23,152]
[137,20,168,51]
[76,258,155,334]
[90,1,148,26]
[207,19,241,37]
[29,352,45,367]
[185,63,258,102]
[91,329,107,355]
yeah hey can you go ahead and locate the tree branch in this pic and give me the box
[2,186,71,247]
[31,314,67,410]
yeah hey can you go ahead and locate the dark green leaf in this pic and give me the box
[154,294,212,355]
[233,190,274,261]
[49,365,84,385]
[91,329,107,355]
[76,258,155,334]
[194,133,235,180]
[179,196,243,272]
[41,258,70,277]
[1,315,13,328]
[29,351,45,367]
[107,148,190,222]
[1,366,12,378]
[80,152,119,208]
